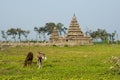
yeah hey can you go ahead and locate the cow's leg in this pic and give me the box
[38,63,41,68]
[37,59,39,65]
[38,59,42,69]
[38,62,42,68]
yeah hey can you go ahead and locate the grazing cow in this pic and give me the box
[24,52,33,67]
[36,51,47,68]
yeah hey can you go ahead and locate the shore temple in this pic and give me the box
[49,15,92,46]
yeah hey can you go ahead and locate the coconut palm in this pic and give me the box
[7,28,17,42]
[1,30,8,42]
[22,30,30,41]
[16,28,24,42]
[34,27,43,42]
[45,22,67,36]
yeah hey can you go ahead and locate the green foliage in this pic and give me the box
[1,30,8,41]
[6,28,30,42]
[0,45,120,80]
[7,28,17,41]
[87,29,117,43]
[44,22,67,35]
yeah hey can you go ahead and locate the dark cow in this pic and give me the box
[24,52,33,67]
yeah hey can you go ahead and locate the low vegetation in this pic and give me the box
[0,44,120,80]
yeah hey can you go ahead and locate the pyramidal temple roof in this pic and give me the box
[67,14,84,36]
[50,27,59,39]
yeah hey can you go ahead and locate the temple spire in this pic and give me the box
[67,14,83,36]
[73,13,76,17]
[72,13,76,20]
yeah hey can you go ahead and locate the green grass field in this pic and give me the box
[0,44,120,80]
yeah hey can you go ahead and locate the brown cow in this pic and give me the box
[24,52,33,67]
[36,51,47,68]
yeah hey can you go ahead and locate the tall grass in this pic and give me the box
[0,44,120,80]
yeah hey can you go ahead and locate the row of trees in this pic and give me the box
[86,29,118,43]
[0,22,67,42]
[1,28,30,42]
[0,22,118,43]
[34,22,67,41]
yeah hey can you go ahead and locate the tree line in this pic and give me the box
[86,29,118,43]
[0,22,119,44]
[0,22,67,42]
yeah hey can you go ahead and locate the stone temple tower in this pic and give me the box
[66,14,92,45]
[49,27,59,43]
[67,14,84,39]
[49,14,92,46]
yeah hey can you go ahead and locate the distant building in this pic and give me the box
[50,14,92,46]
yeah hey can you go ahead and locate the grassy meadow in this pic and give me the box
[0,44,120,80]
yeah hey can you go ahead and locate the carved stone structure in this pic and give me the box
[50,27,59,43]
[49,15,92,46]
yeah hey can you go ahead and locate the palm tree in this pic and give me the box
[22,30,30,41]
[7,28,17,42]
[45,23,56,35]
[41,27,47,41]
[111,30,116,43]
[34,27,42,42]
[16,28,24,42]
[88,29,109,42]
[1,30,8,42]
[45,22,67,36]
[56,23,67,36]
